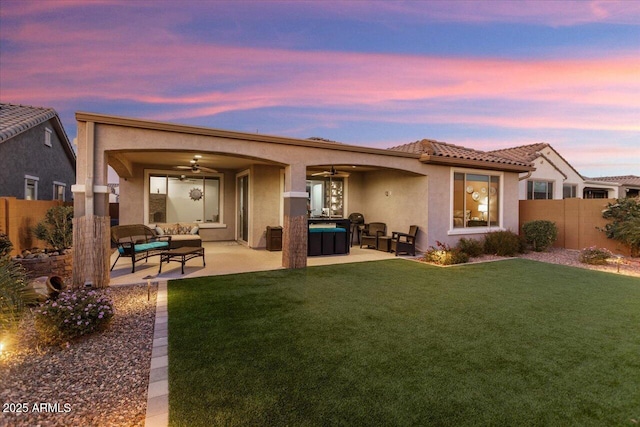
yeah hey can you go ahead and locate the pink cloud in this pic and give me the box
[310,0,640,26]
[1,2,638,143]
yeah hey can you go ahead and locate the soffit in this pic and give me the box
[109,150,274,171]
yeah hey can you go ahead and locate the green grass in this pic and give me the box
[168,259,640,426]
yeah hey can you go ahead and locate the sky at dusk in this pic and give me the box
[1,0,639,178]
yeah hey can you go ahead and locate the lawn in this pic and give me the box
[167,259,640,426]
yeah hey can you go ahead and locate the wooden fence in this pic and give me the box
[519,198,630,256]
[0,197,70,256]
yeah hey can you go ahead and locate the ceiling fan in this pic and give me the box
[311,166,350,178]
[173,157,217,174]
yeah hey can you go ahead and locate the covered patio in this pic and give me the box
[72,112,530,289]
[109,241,402,286]
[73,112,431,288]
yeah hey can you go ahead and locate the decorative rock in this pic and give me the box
[0,284,158,426]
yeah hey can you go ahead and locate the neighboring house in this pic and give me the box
[72,112,532,278]
[586,175,640,198]
[0,103,76,201]
[489,143,621,200]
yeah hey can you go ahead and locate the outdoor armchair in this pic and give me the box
[390,225,419,256]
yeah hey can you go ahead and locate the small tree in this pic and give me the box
[32,206,73,250]
[522,220,558,252]
[601,197,640,256]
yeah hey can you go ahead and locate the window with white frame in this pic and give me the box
[148,173,221,223]
[453,172,500,228]
[527,180,553,200]
[53,181,66,201]
[563,184,577,199]
[25,175,39,200]
[44,127,52,147]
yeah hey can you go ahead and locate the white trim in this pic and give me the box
[279,170,285,226]
[69,184,108,193]
[53,181,67,202]
[236,170,250,244]
[44,127,52,147]
[283,191,309,198]
[143,169,224,225]
[448,227,506,236]
[24,175,39,200]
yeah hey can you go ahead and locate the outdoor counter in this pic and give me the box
[307,218,351,256]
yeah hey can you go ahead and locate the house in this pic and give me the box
[586,175,640,198]
[0,103,76,201]
[489,143,621,199]
[72,112,532,286]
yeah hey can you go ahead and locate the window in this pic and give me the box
[453,172,500,229]
[44,127,52,147]
[53,182,66,201]
[306,178,344,218]
[527,180,553,199]
[563,184,577,199]
[148,173,221,223]
[584,189,608,199]
[25,175,39,200]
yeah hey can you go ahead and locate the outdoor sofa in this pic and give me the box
[152,222,202,249]
[110,224,171,273]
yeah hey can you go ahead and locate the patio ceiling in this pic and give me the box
[109,149,394,179]
[108,150,279,177]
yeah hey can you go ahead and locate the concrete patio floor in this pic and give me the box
[109,241,402,286]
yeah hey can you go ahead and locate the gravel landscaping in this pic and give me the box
[470,248,640,278]
[0,283,157,427]
[0,248,637,426]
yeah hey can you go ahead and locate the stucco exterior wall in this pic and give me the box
[426,167,522,248]
[0,121,75,201]
[250,164,283,248]
[357,170,429,251]
[344,172,365,217]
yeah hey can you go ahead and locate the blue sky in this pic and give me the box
[1,0,638,177]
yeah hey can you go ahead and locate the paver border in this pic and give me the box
[145,281,169,427]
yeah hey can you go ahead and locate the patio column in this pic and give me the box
[71,120,111,288]
[282,164,308,268]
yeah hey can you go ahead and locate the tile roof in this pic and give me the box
[0,103,58,142]
[488,142,586,180]
[388,139,532,169]
[588,175,640,186]
[487,142,549,163]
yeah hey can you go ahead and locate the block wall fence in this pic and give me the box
[519,198,631,256]
[0,197,69,256]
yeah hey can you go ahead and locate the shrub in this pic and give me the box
[32,206,73,250]
[579,247,612,265]
[483,230,524,257]
[34,288,114,346]
[522,220,558,252]
[600,197,640,256]
[424,241,469,265]
[0,253,28,337]
[0,232,12,257]
[456,238,484,257]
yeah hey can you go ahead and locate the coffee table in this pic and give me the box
[158,246,205,274]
